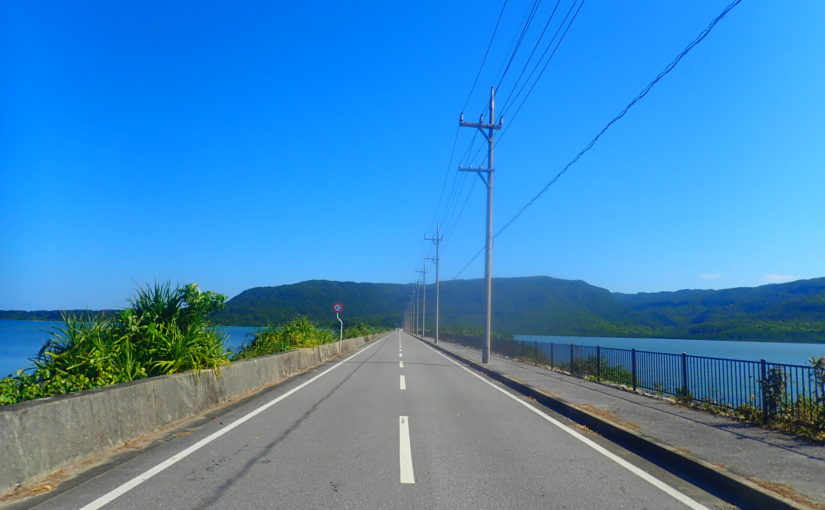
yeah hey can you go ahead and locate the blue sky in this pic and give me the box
[2,0,824,310]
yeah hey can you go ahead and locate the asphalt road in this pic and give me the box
[26,331,726,509]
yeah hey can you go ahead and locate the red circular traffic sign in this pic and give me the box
[333,303,344,313]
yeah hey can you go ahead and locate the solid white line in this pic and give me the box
[399,360,404,369]
[424,342,709,510]
[399,416,415,484]
[400,375,406,391]
[79,337,386,510]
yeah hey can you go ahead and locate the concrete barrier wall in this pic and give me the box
[0,332,389,494]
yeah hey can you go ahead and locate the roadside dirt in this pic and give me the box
[573,403,641,431]
[747,478,825,510]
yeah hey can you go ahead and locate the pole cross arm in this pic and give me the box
[458,166,492,173]
[459,120,502,140]
[458,166,491,186]
[459,121,502,130]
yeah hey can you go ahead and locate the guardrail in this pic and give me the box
[439,334,824,433]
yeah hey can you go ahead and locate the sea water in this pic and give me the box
[515,335,825,366]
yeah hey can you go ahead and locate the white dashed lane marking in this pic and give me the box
[399,416,415,484]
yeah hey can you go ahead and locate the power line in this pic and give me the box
[430,0,510,236]
[452,245,484,280]
[427,126,461,233]
[448,0,584,279]
[497,0,742,237]
[451,0,743,279]
[498,0,564,114]
[442,177,478,247]
[494,0,544,93]
[500,0,585,119]
[468,0,585,167]
[461,0,510,114]
[440,173,472,237]
[437,122,484,231]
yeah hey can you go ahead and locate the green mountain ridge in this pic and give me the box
[5,277,825,342]
[213,276,825,342]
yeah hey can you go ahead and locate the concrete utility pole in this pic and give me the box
[459,86,502,364]
[408,296,414,334]
[425,225,442,345]
[416,266,427,339]
[412,288,419,337]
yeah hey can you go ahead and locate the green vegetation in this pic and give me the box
[214,280,405,329]
[614,278,825,341]
[0,282,228,406]
[6,275,825,344]
[232,318,387,360]
[0,283,388,407]
[210,276,825,342]
[689,358,825,442]
[343,321,387,338]
[232,317,334,360]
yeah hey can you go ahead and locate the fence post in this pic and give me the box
[631,348,637,392]
[681,352,689,398]
[760,359,767,424]
[570,343,575,374]
[550,342,554,368]
[596,346,601,381]
[534,340,539,365]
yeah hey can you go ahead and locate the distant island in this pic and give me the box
[3,276,825,343]
[0,309,121,322]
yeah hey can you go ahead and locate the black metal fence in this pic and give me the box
[439,334,825,430]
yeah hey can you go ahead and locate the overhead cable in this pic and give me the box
[452,0,743,279]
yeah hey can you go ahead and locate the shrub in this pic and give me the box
[0,282,228,406]
[232,317,334,360]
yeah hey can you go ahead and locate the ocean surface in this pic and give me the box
[515,334,825,366]
[0,320,260,377]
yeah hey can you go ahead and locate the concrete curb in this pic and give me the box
[0,332,391,496]
[420,337,806,510]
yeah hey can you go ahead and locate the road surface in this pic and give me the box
[27,331,726,509]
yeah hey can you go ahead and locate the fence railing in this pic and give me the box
[438,333,825,431]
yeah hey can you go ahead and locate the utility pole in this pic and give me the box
[459,86,502,364]
[412,288,418,337]
[408,295,414,334]
[425,225,442,345]
[416,266,427,339]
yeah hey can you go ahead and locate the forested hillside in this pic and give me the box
[614,277,825,340]
[214,276,825,342]
[6,277,825,342]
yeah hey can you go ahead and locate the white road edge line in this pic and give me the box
[399,416,415,484]
[424,342,709,510]
[400,374,406,391]
[79,336,387,510]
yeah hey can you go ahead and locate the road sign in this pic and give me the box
[333,303,344,353]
